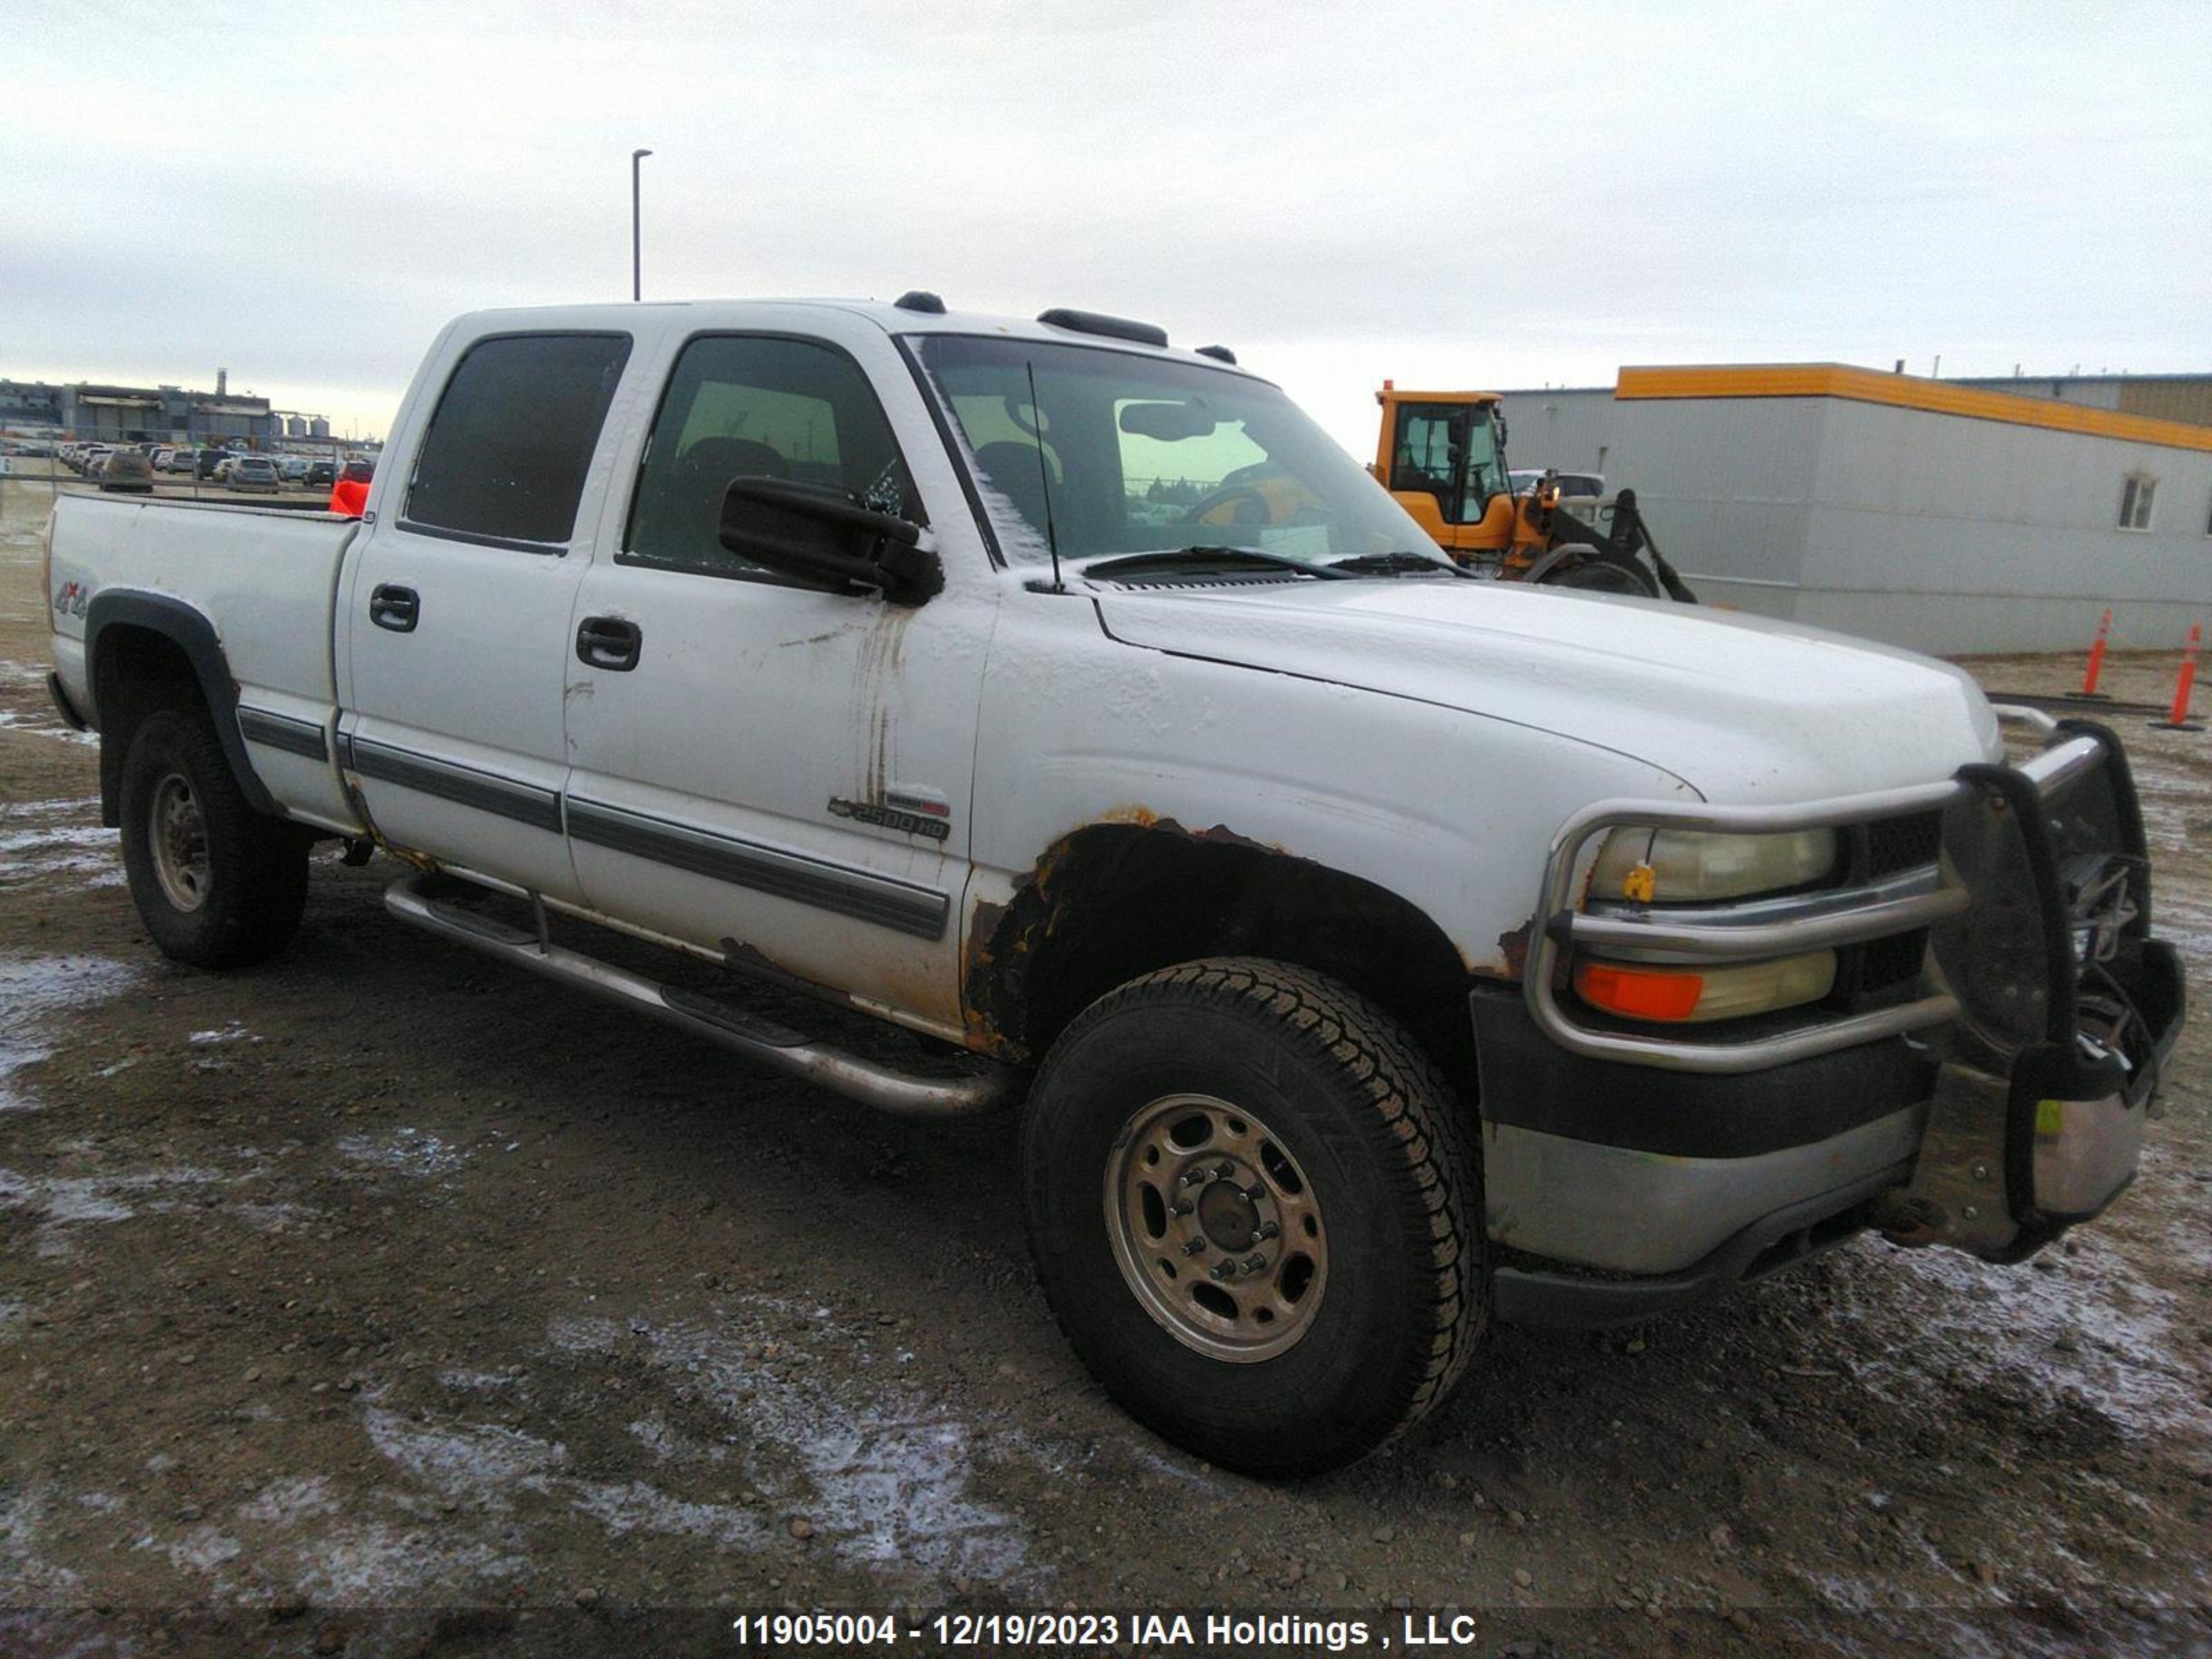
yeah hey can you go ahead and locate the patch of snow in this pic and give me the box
[138,1523,243,1575]
[624,1413,728,1467]
[0,794,101,820]
[632,1309,1035,1585]
[362,1406,567,1499]
[285,1519,529,1603]
[0,1162,220,1255]
[546,1313,621,1354]
[0,821,122,889]
[0,1488,85,1598]
[1838,1231,2212,1472]
[237,1475,338,1526]
[229,1199,317,1233]
[440,1367,525,1393]
[0,705,98,746]
[336,1127,469,1178]
[187,1023,254,1046]
[0,954,144,1112]
[565,1479,766,1548]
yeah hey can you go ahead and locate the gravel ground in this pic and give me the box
[1,476,2206,1657]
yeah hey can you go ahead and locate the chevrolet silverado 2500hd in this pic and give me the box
[42,297,2184,1475]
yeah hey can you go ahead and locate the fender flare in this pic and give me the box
[84,589,281,821]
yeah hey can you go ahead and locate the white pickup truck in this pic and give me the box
[41,296,2184,1475]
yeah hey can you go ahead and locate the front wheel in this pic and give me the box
[1022,958,1485,1476]
[119,707,310,968]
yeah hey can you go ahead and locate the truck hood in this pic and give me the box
[1091,579,2000,803]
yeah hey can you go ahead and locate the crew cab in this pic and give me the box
[41,296,2184,1475]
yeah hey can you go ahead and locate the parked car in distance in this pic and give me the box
[151,449,178,473]
[1510,468,1605,499]
[339,459,374,483]
[304,460,339,489]
[278,456,312,482]
[77,447,112,476]
[195,449,225,480]
[167,448,200,475]
[95,449,154,493]
[228,456,281,493]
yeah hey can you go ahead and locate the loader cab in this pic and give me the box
[1373,387,1517,552]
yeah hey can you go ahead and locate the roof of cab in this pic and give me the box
[444,297,1255,376]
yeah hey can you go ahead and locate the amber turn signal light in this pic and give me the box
[1573,961,1705,1022]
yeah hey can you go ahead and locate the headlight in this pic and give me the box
[1588,826,1837,904]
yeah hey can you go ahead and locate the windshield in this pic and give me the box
[911,335,1450,574]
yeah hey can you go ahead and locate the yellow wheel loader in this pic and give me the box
[1371,384,1696,602]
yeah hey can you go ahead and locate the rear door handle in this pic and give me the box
[369,584,418,632]
[576,615,643,672]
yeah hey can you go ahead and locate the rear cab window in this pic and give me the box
[402,332,632,551]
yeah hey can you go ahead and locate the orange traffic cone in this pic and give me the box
[2079,608,2112,698]
[2150,623,2203,732]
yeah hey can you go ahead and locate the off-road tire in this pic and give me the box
[119,706,309,968]
[1022,957,1485,1477]
[1549,555,1657,597]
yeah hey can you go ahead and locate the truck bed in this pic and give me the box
[48,493,363,830]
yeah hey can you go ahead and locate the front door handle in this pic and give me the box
[369,583,419,632]
[576,615,643,672]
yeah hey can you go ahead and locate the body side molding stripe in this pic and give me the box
[342,735,563,832]
[565,796,948,941]
[237,706,329,761]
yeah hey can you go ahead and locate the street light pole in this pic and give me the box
[631,148,653,302]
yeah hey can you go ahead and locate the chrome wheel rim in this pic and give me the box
[1104,1092,1327,1363]
[149,772,211,912]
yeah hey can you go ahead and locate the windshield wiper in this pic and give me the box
[1328,550,1469,577]
[1082,545,1353,581]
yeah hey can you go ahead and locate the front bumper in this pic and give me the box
[1486,711,2185,1324]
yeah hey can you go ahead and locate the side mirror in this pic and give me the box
[718,476,941,604]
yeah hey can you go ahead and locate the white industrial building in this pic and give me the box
[1499,364,2212,654]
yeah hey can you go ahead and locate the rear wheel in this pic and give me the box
[119,707,309,968]
[1022,958,1484,1476]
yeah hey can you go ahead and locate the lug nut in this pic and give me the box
[1210,1259,1237,1281]
[1253,1220,1279,1241]
[1242,1253,1267,1275]
[1179,1168,1208,1188]
[1182,1237,1207,1257]
[1242,1184,1266,1203]
[1170,1199,1194,1217]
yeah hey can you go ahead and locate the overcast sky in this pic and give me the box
[8,0,2209,455]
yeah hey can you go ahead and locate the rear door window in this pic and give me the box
[402,332,632,550]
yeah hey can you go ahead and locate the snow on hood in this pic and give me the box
[1092,579,2001,803]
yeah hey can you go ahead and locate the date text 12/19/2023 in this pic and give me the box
[729,1611,1515,1651]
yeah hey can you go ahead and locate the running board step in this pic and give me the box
[384,873,1015,1118]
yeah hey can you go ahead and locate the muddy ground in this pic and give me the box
[1,473,2206,1658]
